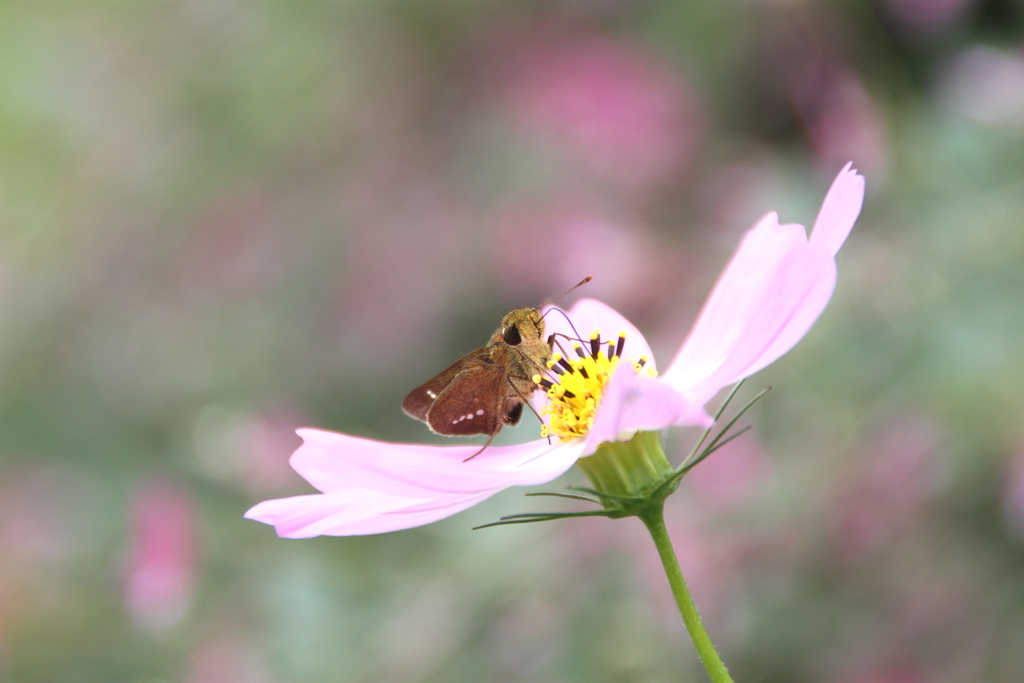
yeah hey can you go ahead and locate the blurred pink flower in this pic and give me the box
[187,636,272,683]
[832,664,926,683]
[699,160,788,240]
[177,186,293,300]
[236,408,308,495]
[486,194,696,315]
[192,405,307,496]
[245,164,864,538]
[501,32,702,192]
[333,173,470,370]
[880,0,976,36]
[683,434,771,511]
[938,46,1024,130]
[123,479,198,632]
[752,18,887,178]
[0,581,9,663]
[833,416,943,560]
[0,465,97,563]
[793,67,888,179]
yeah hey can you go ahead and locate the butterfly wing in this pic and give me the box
[425,364,506,436]
[399,350,495,423]
[402,353,474,423]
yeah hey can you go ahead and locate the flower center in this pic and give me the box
[533,330,655,441]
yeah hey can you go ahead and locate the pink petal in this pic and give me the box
[662,164,864,403]
[810,162,865,256]
[290,429,579,495]
[245,489,429,538]
[724,166,863,383]
[245,489,498,538]
[582,367,712,455]
[661,213,807,392]
[244,430,585,537]
[684,242,835,403]
[543,298,656,369]
[727,257,836,383]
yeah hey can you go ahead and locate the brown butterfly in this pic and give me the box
[402,278,591,454]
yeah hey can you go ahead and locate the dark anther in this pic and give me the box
[562,390,576,399]
[590,336,601,359]
[503,325,522,346]
[615,334,625,358]
[607,342,615,360]
[574,345,586,358]
[539,378,554,389]
[558,357,574,373]
[578,366,589,379]
[638,358,647,368]
[550,363,564,375]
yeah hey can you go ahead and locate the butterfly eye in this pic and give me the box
[502,325,522,346]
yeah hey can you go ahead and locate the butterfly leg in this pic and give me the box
[504,375,547,426]
[503,403,524,426]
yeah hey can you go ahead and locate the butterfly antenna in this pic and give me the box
[537,276,593,309]
[540,307,585,343]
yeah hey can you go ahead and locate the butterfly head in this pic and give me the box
[495,308,545,348]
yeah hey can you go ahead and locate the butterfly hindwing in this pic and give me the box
[425,364,505,436]
[402,349,497,429]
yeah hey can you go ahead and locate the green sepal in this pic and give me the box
[573,430,678,515]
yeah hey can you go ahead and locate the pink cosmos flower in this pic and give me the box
[500,32,702,192]
[123,479,198,631]
[245,164,865,538]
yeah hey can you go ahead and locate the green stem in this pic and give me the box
[639,503,734,683]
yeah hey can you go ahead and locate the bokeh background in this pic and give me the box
[2,0,1024,681]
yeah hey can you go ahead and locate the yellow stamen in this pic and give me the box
[535,331,657,441]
